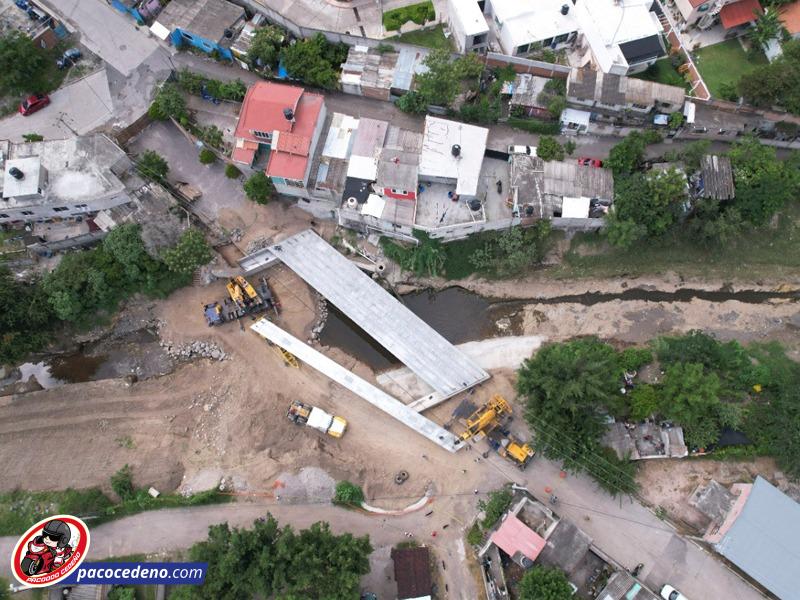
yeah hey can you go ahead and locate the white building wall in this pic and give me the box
[0,193,131,225]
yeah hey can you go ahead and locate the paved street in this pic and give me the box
[0,69,115,141]
[40,0,161,77]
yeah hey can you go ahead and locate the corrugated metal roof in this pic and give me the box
[715,476,800,600]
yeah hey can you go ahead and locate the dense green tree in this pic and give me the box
[659,362,722,449]
[225,164,241,179]
[161,229,212,276]
[605,130,661,176]
[248,25,284,69]
[536,136,564,161]
[148,83,187,121]
[0,268,54,365]
[281,34,348,89]
[605,168,687,247]
[738,39,800,113]
[748,9,786,52]
[518,566,574,600]
[518,338,619,463]
[244,172,276,204]
[198,148,216,164]
[413,49,483,107]
[102,224,152,284]
[137,150,169,182]
[629,384,660,421]
[175,516,372,600]
[564,139,576,156]
[479,488,513,528]
[0,31,45,94]
[746,368,800,477]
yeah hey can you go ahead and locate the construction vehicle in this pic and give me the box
[287,400,347,438]
[203,302,224,326]
[459,395,511,441]
[226,275,264,314]
[497,437,535,470]
[257,276,280,314]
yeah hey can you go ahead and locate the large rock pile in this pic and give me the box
[160,340,227,361]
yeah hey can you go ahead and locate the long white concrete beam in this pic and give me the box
[251,318,463,453]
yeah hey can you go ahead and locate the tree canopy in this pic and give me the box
[738,39,800,113]
[0,267,55,365]
[0,32,45,94]
[161,229,212,276]
[605,130,662,176]
[281,34,348,89]
[148,83,187,121]
[518,566,574,600]
[170,516,372,600]
[244,172,276,205]
[249,25,284,70]
[536,136,564,162]
[411,49,483,107]
[605,168,687,247]
[137,150,169,182]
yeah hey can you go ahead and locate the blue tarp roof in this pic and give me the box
[715,476,800,600]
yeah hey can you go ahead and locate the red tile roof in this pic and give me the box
[780,0,800,34]
[490,515,547,562]
[264,91,324,181]
[720,0,763,29]
[234,82,303,142]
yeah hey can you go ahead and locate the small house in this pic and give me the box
[150,0,245,60]
[505,74,554,118]
[392,546,432,600]
[447,0,490,53]
[567,67,685,116]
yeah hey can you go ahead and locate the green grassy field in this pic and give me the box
[388,24,453,50]
[552,205,800,280]
[694,39,767,97]
[632,58,687,88]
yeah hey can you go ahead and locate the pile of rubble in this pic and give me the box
[160,340,227,361]
[246,236,273,254]
[308,296,329,345]
[229,227,244,243]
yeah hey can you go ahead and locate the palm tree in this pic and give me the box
[749,9,786,52]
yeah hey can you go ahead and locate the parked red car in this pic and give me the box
[577,157,603,168]
[19,93,50,116]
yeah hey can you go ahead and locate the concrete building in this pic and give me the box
[567,67,685,116]
[673,0,763,30]
[691,477,800,600]
[504,74,554,118]
[447,0,490,53]
[479,494,660,600]
[232,82,327,198]
[484,0,665,74]
[509,155,614,227]
[150,0,245,60]
[0,135,133,225]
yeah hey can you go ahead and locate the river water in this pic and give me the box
[319,285,799,369]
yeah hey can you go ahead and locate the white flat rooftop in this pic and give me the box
[269,230,489,398]
[3,157,42,198]
[451,0,490,36]
[251,318,463,452]
[419,116,488,197]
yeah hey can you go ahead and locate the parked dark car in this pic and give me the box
[19,93,50,116]
[57,48,82,70]
[577,157,603,168]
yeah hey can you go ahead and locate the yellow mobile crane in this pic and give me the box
[459,395,512,441]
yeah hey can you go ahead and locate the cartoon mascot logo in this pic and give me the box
[11,515,90,587]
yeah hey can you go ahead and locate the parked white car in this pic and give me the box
[660,585,688,600]
[508,145,536,156]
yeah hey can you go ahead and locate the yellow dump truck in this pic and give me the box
[287,400,347,438]
[499,437,535,470]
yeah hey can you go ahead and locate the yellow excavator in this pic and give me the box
[459,395,512,441]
